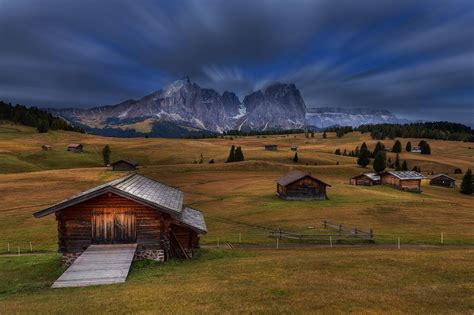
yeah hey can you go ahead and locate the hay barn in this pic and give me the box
[111,159,138,171]
[430,174,456,188]
[276,170,331,200]
[33,174,207,264]
[42,144,52,151]
[380,171,424,192]
[265,144,278,151]
[67,143,83,153]
[350,173,380,186]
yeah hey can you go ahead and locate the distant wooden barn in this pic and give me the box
[42,144,52,151]
[276,170,331,200]
[350,173,380,186]
[380,171,424,192]
[111,159,138,171]
[430,174,456,188]
[265,144,278,151]
[67,143,83,153]
[33,174,207,264]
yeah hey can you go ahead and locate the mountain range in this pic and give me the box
[48,78,406,137]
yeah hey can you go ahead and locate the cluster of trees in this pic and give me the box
[0,101,84,133]
[304,129,315,138]
[417,140,431,154]
[335,141,424,173]
[226,145,244,163]
[355,122,473,142]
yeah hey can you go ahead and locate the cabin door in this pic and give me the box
[92,208,136,244]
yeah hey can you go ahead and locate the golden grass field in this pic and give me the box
[0,123,473,313]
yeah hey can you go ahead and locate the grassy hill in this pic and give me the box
[0,123,473,313]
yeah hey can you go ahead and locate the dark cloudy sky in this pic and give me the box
[1,0,473,124]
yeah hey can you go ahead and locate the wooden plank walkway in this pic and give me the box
[52,244,137,288]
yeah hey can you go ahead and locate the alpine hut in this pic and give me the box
[350,173,380,186]
[380,171,424,192]
[276,170,331,200]
[111,159,139,171]
[67,143,83,153]
[430,174,456,188]
[264,144,278,151]
[42,144,52,151]
[33,174,207,264]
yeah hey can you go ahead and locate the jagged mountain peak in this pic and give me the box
[47,78,404,137]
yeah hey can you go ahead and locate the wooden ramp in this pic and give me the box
[52,244,137,288]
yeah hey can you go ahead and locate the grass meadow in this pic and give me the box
[0,123,472,313]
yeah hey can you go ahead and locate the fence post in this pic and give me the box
[330,236,333,248]
[397,237,400,249]
[30,242,33,252]
[276,236,279,249]
[441,232,444,244]
[7,242,10,253]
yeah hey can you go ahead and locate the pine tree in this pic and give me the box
[372,142,385,158]
[394,153,401,171]
[335,149,341,155]
[402,160,408,171]
[422,143,431,155]
[406,141,412,152]
[311,130,315,138]
[235,146,244,162]
[460,169,473,195]
[226,145,236,163]
[343,149,347,156]
[373,151,387,173]
[199,153,203,164]
[392,140,402,153]
[293,152,299,163]
[357,142,370,167]
[102,145,111,166]
[323,131,327,139]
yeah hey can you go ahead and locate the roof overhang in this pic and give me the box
[33,187,181,218]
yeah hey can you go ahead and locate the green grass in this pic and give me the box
[0,248,473,314]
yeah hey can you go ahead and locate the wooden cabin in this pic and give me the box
[265,144,278,151]
[33,174,207,265]
[410,146,421,153]
[290,145,298,151]
[430,174,456,188]
[67,143,83,153]
[111,159,138,171]
[42,144,52,151]
[276,170,331,200]
[350,173,380,186]
[380,171,424,192]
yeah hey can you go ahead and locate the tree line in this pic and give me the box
[0,101,84,133]
[329,121,473,142]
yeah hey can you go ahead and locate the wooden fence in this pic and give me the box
[269,220,374,242]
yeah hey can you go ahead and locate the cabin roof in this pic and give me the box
[181,207,207,234]
[111,159,138,167]
[33,173,207,234]
[351,173,380,181]
[276,170,331,187]
[431,173,456,181]
[67,143,83,148]
[382,171,425,180]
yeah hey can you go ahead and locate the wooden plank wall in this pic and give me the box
[55,193,198,253]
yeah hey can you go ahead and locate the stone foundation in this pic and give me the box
[62,252,83,266]
[134,248,165,262]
